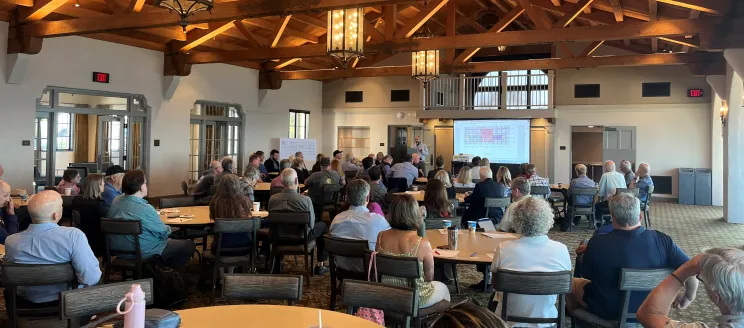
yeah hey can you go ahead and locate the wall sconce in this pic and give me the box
[720,100,728,128]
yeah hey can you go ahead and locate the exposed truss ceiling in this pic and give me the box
[2,0,738,79]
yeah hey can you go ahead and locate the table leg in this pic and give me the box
[483,265,490,293]
[451,263,460,294]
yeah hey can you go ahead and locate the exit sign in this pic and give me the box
[687,88,704,97]
[93,72,110,83]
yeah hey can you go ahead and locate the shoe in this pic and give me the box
[468,279,490,290]
[314,265,329,275]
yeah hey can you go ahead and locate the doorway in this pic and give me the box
[434,127,454,173]
[570,126,604,181]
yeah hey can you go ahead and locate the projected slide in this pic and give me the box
[453,120,530,164]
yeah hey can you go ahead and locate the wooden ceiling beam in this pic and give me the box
[516,0,574,57]
[396,0,448,39]
[292,13,327,29]
[1,0,33,6]
[550,0,561,5]
[531,0,625,25]
[174,20,236,52]
[244,17,318,44]
[268,15,291,48]
[383,4,397,40]
[607,0,624,22]
[86,32,166,51]
[364,19,385,41]
[232,20,263,47]
[445,0,456,63]
[650,0,658,52]
[126,0,145,12]
[102,0,121,14]
[682,9,699,52]
[20,0,71,22]
[553,0,594,27]
[656,0,728,15]
[453,5,524,63]
[187,18,710,64]
[659,36,699,48]
[24,0,419,37]
[578,40,604,56]
[266,58,302,70]
[278,52,720,79]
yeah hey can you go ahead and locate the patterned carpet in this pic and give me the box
[1,199,741,327]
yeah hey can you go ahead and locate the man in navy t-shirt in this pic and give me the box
[569,193,699,320]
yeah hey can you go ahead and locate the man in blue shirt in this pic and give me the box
[630,162,654,203]
[4,191,101,305]
[108,170,195,268]
[102,165,126,205]
[569,193,698,321]
[386,154,419,187]
[0,180,20,243]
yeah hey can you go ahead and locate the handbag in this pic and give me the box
[143,255,188,309]
[355,251,385,326]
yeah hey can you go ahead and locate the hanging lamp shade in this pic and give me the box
[411,29,439,82]
[155,0,213,31]
[327,8,365,61]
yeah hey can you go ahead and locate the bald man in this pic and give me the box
[0,164,4,180]
[192,160,223,202]
[0,180,19,243]
[4,191,101,305]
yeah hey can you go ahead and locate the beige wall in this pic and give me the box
[322,76,421,110]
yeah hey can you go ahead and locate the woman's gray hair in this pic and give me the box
[699,247,744,313]
[511,197,554,237]
[609,193,640,227]
[243,165,260,183]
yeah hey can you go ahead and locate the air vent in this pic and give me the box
[651,175,672,195]
[574,84,600,98]
[345,91,363,103]
[642,82,671,97]
[391,89,410,102]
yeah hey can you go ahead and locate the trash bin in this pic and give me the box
[678,168,695,205]
[694,168,712,206]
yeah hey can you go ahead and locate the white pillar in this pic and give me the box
[711,94,724,206]
[722,55,744,222]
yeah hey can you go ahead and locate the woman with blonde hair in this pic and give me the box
[71,173,108,255]
[496,166,512,198]
[434,170,456,199]
[481,158,491,170]
[331,159,346,186]
[431,302,509,328]
[454,166,475,188]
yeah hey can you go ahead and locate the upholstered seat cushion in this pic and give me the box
[202,251,252,264]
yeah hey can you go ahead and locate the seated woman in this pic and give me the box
[331,159,346,186]
[270,159,292,188]
[376,194,451,309]
[453,166,475,188]
[423,179,454,218]
[71,173,108,256]
[292,157,310,184]
[433,170,456,199]
[210,174,254,256]
[490,197,571,326]
[57,169,81,196]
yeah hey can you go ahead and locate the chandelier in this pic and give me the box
[155,0,213,31]
[327,8,365,62]
[411,29,439,82]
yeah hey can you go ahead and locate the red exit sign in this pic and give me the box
[93,72,110,83]
[688,88,704,97]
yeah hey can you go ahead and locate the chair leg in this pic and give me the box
[452,263,460,294]
[103,264,110,284]
[645,209,651,227]
[482,265,490,293]
[210,265,218,305]
[329,276,337,310]
[305,253,311,288]
[294,255,299,265]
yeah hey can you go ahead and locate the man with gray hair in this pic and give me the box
[498,177,531,233]
[192,160,223,202]
[526,163,550,198]
[594,160,627,226]
[464,166,505,225]
[619,160,635,186]
[4,191,101,305]
[329,179,390,272]
[639,247,744,328]
[569,193,697,321]
[269,168,329,275]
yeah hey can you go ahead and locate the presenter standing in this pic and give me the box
[414,136,429,175]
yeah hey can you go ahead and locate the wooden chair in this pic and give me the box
[423,216,462,229]
[616,188,640,197]
[159,196,195,209]
[222,274,303,305]
[323,235,369,310]
[202,217,261,304]
[100,218,146,283]
[569,268,672,328]
[568,188,598,230]
[388,177,409,193]
[493,269,572,328]
[531,185,550,199]
[344,170,359,179]
[641,186,654,227]
[268,211,316,288]
[60,279,153,328]
[2,262,78,328]
[342,280,419,328]
[484,197,511,218]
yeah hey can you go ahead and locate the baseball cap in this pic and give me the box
[320,157,331,166]
[105,165,126,176]
[333,150,343,157]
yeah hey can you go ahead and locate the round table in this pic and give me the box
[393,191,466,203]
[159,206,269,227]
[176,305,382,327]
[254,183,305,192]
[426,229,519,293]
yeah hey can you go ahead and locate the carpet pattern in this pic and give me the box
[2,200,741,327]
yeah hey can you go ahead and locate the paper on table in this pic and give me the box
[433,249,460,258]
[166,218,193,223]
[481,232,519,239]
[439,229,465,235]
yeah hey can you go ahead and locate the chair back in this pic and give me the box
[324,235,370,274]
[268,211,312,245]
[100,218,143,260]
[62,195,75,208]
[454,187,473,194]
[485,197,510,208]
[424,217,462,229]
[531,185,550,197]
[222,274,303,305]
[642,185,654,206]
[388,177,409,193]
[493,269,572,327]
[71,210,81,228]
[213,218,260,260]
[321,183,343,206]
[270,186,284,196]
[616,188,640,197]
[366,250,421,288]
[344,170,359,179]
[570,188,598,214]
[617,268,672,326]
[60,279,153,328]
[449,198,460,209]
[159,196,195,209]
[342,280,418,327]
[181,181,189,196]
[2,262,78,328]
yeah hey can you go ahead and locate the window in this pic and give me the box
[472,70,548,110]
[56,112,73,151]
[391,90,410,102]
[642,82,671,97]
[189,101,243,183]
[345,91,363,103]
[575,84,601,98]
[289,110,310,139]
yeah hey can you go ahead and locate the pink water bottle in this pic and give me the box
[116,284,146,328]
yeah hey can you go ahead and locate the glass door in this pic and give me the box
[97,116,124,170]
[34,113,51,191]
[127,117,144,170]
[204,121,225,169]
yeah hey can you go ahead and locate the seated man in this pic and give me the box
[620,160,635,186]
[525,164,550,198]
[491,197,571,326]
[0,180,20,243]
[191,160,223,202]
[463,166,505,225]
[330,179,390,272]
[594,160,627,226]
[427,156,446,180]
[264,149,281,173]
[563,164,597,231]
[368,167,387,207]
[304,157,341,219]
[570,193,698,321]
[342,153,361,172]
[4,190,101,306]
[108,170,195,268]
[630,162,654,203]
[386,154,419,187]
[269,168,329,275]
[102,165,126,205]
[497,177,531,233]
[360,157,375,178]
[214,157,237,189]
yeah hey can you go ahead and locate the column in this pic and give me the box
[722,49,744,223]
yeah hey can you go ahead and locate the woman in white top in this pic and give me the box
[453,166,476,188]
